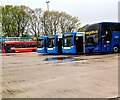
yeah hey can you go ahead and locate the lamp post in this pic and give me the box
[118,1,120,22]
[46,0,50,11]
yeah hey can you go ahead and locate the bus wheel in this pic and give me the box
[32,49,36,52]
[11,50,15,53]
[113,46,119,53]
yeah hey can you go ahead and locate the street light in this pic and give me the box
[46,0,50,11]
[118,1,120,22]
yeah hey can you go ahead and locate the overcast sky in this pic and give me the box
[1,0,119,26]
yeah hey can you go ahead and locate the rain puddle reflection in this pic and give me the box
[43,57,87,63]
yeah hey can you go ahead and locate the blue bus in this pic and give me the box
[62,32,85,54]
[85,22,120,53]
[37,36,47,53]
[46,34,62,54]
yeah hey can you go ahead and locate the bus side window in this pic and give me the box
[11,44,15,47]
[25,44,29,48]
[28,44,35,47]
[30,44,34,47]
[15,44,20,48]
[27,44,31,47]
[32,44,36,47]
[21,44,25,48]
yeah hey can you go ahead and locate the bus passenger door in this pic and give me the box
[57,38,62,54]
[101,31,111,53]
[76,36,83,53]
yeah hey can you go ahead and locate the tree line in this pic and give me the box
[0,5,88,37]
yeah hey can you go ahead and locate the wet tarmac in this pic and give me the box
[1,52,119,98]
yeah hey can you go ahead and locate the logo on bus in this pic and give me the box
[86,30,98,35]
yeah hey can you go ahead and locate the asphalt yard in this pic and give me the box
[1,52,119,98]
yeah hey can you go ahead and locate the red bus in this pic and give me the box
[2,41,37,53]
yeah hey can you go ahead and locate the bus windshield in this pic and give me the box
[37,39,44,48]
[63,35,73,47]
[85,24,100,46]
[47,38,55,48]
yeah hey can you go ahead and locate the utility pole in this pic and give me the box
[118,1,120,22]
[46,0,50,11]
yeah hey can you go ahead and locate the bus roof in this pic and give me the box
[4,37,36,42]
[64,32,77,34]
[3,41,36,44]
[89,22,120,26]
[99,22,120,24]
[85,22,120,32]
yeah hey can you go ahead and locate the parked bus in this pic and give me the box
[85,22,120,53]
[1,37,37,53]
[37,36,47,53]
[46,34,62,54]
[2,41,37,53]
[62,32,85,54]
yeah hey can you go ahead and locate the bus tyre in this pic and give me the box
[11,50,15,53]
[113,46,119,53]
[32,49,36,52]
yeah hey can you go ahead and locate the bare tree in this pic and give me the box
[41,11,81,35]
[29,8,44,37]
[59,12,80,33]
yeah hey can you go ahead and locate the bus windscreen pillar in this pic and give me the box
[118,1,120,22]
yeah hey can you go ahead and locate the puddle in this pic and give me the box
[43,57,75,62]
[43,57,87,63]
